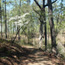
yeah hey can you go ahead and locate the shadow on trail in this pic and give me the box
[0,39,38,65]
[0,39,64,65]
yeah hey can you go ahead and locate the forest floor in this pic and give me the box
[0,39,65,65]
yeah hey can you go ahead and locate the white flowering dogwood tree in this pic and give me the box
[8,13,30,42]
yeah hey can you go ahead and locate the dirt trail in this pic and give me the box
[0,45,65,65]
[20,46,65,65]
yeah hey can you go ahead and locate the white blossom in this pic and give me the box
[9,13,29,21]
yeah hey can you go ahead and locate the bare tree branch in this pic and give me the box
[44,4,48,7]
[44,0,57,7]
[51,0,57,4]
[33,8,40,15]
[34,0,42,9]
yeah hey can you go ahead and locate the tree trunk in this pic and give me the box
[7,21,9,38]
[39,21,44,48]
[18,26,20,40]
[0,3,3,38]
[17,0,21,40]
[45,22,47,50]
[13,23,15,34]
[5,0,7,39]
[43,0,47,50]
[1,16,3,38]
[48,0,57,49]
[34,0,47,49]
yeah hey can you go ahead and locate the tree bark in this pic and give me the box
[39,21,44,48]
[0,3,3,38]
[17,0,21,40]
[43,0,47,50]
[34,0,47,49]
[48,0,57,49]
[5,0,7,39]
[1,16,3,38]
[45,22,47,50]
